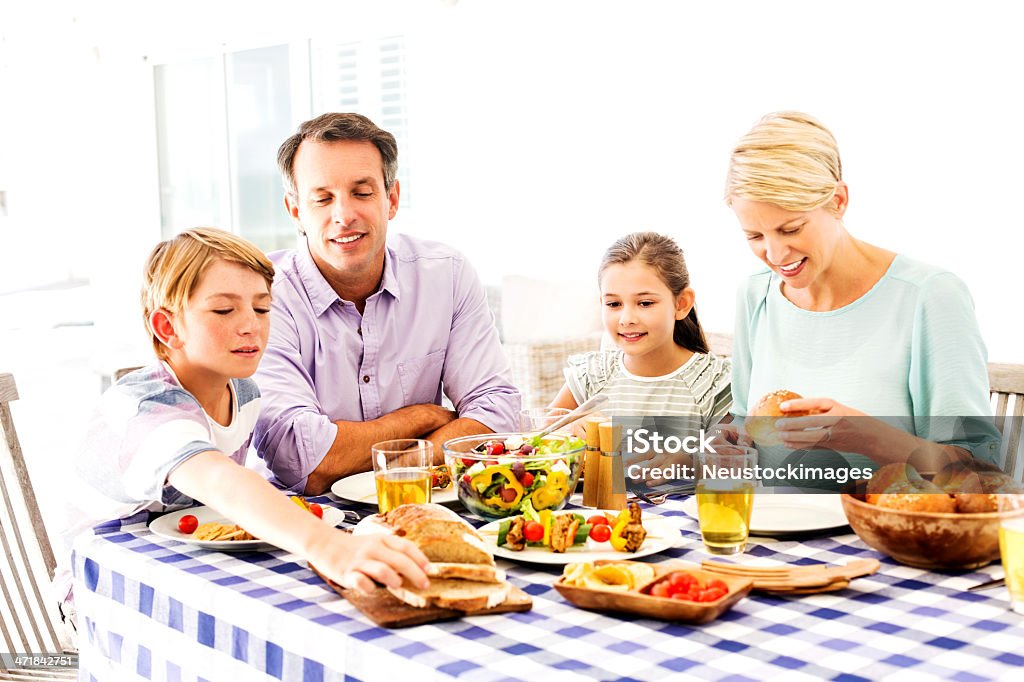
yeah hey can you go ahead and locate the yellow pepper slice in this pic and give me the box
[531,470,570,510]
[472,465,524,510]
[610,509,631,551]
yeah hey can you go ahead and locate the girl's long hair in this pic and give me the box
[599,231,709,354]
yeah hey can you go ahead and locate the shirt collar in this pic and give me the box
[297,242,401,317]
[379,242,401,302]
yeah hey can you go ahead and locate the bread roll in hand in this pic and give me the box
[746,390,812,446]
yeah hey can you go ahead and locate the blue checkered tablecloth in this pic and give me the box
[71,496,1024,682]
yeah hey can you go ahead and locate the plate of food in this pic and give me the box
[480,502,680,565]
[149,498,347,551]
[681,491,849,537]
[554,559,752,624]
[330,466,459,508]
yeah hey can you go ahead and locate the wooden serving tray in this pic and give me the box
[311,565,532,628]
[553,560,752,625]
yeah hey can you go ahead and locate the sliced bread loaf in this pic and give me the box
[387,579,511,612]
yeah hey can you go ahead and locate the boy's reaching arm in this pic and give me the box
[167,451,429,592]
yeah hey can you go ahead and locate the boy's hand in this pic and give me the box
[313,532,431,594]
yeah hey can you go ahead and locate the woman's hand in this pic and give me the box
[310,531,431,594]
[773,397,869,452]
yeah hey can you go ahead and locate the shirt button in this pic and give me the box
[363,375,370,383]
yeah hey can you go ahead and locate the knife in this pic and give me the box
[967,576,1005,592]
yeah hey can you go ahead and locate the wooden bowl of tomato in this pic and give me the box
[554,560,752,624]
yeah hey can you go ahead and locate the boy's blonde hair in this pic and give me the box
[725,111,843,212]
[142,227,275,359]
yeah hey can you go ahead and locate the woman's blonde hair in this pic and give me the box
[725,111,843,212]
[141,227,275,359]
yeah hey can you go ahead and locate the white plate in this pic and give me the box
[480,510,681,565]
[681,493,849,536]
[329,470,458,508]
[149,504,346,551]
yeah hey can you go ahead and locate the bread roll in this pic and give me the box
[875,479,956,513]
[746,390,810,446]
[866,462,926,500]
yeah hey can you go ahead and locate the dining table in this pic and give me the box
[71,494,1024,681]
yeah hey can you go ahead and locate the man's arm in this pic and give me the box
[438,257,521,432]
[422,417,493,464]
[304,404,455,494]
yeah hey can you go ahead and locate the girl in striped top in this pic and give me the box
[550,232,732,427]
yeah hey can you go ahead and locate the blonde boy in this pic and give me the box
[56,228,428,632]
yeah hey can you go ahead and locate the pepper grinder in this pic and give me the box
[597,420,627,510]
[582,416,604,507]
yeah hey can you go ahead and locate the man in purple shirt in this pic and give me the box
[253,113,520,494]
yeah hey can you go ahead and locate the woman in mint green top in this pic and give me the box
[725,112,998,472]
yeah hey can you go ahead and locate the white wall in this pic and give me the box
[2,0,1022,362]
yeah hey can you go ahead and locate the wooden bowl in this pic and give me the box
[553,560,752,624]
[840,493,1024,569]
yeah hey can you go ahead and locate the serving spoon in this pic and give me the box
[533,394,609,440]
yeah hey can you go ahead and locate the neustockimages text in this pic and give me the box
[626,463,874,485]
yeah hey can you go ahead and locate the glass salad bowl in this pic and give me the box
[442,433,585,521]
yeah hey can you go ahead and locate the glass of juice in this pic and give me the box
[695,446,757,555]
[371,439,433,513]
[998,493,1024,614]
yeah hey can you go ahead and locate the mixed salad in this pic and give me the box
[447,434,585,519]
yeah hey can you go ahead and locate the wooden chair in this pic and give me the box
[990,363,1024,480]
[0,373,76,680]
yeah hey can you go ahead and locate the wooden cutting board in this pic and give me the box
[311,565,533,628]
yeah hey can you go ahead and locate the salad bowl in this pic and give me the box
[443,433,585,521]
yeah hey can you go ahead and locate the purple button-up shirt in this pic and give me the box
[253,233,520,490]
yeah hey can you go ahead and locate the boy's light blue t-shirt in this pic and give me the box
[732,254,999,468]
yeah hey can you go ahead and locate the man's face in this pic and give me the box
[285,139,399,295]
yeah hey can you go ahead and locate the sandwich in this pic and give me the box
[378,503,510,611]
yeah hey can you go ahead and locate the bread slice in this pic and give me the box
[426,562,505,584]
[416,533,494,565]
[383,503,494,565]
[387,579,511,611]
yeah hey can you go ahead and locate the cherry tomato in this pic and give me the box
[177,514,199,534]
[523,520,544,543]
[588,523,612,543]
[704,586,728,602]
[486,442,505,456]
[650,581,672,598]
[669,572,697,592]
[520,471,535,487]
[308,502,324,519]
[587,514,611,526]
[708,579,728,592]
[499,487,518,503]
[462,474,472,485]
[461,457,476,467]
